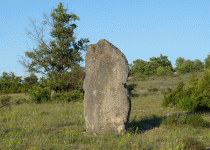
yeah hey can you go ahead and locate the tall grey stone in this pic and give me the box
[83,39,131,135]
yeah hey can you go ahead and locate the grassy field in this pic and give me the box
[0,70,210,150]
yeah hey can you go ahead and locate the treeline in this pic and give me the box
[0,64,86,104]
[1,53,210,96]
[128,53,210,79]
[0,64,85,95]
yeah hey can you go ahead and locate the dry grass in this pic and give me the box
[0,70,210,149]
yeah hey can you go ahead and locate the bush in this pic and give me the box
[156,66,173,77]
[148,87,158,92]
[175,59,204,74]
[50,90,84,103]
[66,90,84,102]
[129,54,174,78]
[50,91,66,103]
[26,85,51,104]
[0,95,11,107]
[132,72,146,81]
[15,98,28,105]
[162,70,210,112]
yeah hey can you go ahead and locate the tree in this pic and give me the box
[17,2,90,93]
[0,72,23,94]
[204,52,210,69]
[23,72,38,85]
[129,59,149,76]
[149,54,174,72]
[191,59,204,72]
[175,57,185,71]
[175,58,204,74]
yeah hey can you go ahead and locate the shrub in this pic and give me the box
[15,98,28,105]
[50,90,83,103]
[44,64,85,96]
[162,70,210,112]
[147,87,158,92]
[0,95,11,107]
[132,72,146,81]
[162,81,185,108]
[26,85,51,104]
[156,66,173,77]
[176,93,200,112]
[51,91,66,103]
[66,90,84,102]
[129,59,148,77]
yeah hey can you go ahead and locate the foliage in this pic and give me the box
[132,72,146,81]
[149,54,174,72]
[175,58,204,74]
[156,66,173,77]
[0,72,24,94]
[143,61,159,76]
[17,2,89,94]
[0,95,11,107]
[162,70,210,112]
[26,85,51,104]
[129,54,174,78]
[191,59,205,71]
[66,90,84,102]
[15,98,28,105]
[21,73,39,92]
[129,59,148,77]
[204,52,210,69]
[45,64,85,95]
[50,91,66,103]
[50,89,83,103]
[23,73,38,85]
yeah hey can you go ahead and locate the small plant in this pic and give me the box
[148,87,158,92]
[0,95,11,107]
[15,98,27,105]
[182,137,206,150]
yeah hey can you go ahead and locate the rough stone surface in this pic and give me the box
[83,39,131,135]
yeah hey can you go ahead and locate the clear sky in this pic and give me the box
[1,0,210,82]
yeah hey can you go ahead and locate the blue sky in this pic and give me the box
[1,0,210,82]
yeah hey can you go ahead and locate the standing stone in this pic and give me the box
[83,39,131,135]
